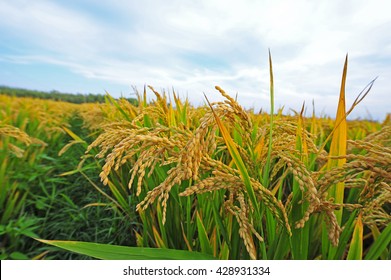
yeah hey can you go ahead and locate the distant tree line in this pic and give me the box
[0,86,138,105]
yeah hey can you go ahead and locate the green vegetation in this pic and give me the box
[1,56,390,260]
[0,95,137,259]
[0,86,137,105]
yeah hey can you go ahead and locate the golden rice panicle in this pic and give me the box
[214,86,252,145]
[0,123,47,157]
[79,103,111,130]
[99,128,180,188]
[225,193,263,260]
[179,169,242,196]
[250,179,292,235]
[136,166,184,224]
[305,123,391,245]
[215,86,251,128]
[279,151,319,203]
[179,111,215,181]
[360,124,391,146]
[324,207,342,247]
[128,147,158,195]
[135,114,219,221]
[0,123,34,146]
[136,87,257,228]
[350,126,391,227]
[148,86,168,113]
[361,182,391,226]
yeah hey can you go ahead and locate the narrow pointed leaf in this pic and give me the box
[196,212,213,256]
[327,55,348,224]
[37,239,215,260]
[205,93,259,215]
[347,213,363,260]
[365,222,391,260]
[105,92,132,122]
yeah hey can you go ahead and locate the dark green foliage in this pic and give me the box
[0,112,137,259]
[0,85,138,105]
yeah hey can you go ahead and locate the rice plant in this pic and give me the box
[2,55,390,260]
[43,54,389,260]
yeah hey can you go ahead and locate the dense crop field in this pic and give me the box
[1,57,390,260]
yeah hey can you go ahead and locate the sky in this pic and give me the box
[0,0,390,120]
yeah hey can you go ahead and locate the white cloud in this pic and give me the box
[0,0,390,119]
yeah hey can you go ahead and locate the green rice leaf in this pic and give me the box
[37,239,215,260]
[347,213,363,260]
[105,92,132,123]
[204,94,259,215]
[327,54,348,223]
[196,212,213,256]
[365,222,391,260]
